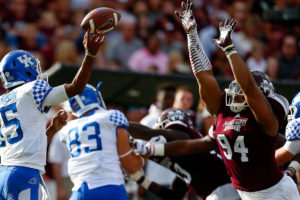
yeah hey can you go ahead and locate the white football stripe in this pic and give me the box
[113,13,118,26]
[89,19,95,33]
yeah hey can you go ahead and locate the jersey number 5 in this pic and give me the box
[0,103,23,147]
[217,134,249,162]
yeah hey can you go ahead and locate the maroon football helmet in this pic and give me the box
[226,71,274,113]
[154,108,194,130]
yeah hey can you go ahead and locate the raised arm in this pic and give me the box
[213,19,278,137]
[65,30,105,98]
[175,0,221,115]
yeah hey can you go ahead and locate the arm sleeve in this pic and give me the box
[110,110,129,130]
[285,119,300,141]
[284,140,300,155]
[187,29,212,73]
[43,85,69,107]
[32,80,53,113]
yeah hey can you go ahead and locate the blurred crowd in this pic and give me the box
[0,0,299,81]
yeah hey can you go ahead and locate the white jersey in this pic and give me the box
[0,80,52,172]
[58,108,129,191]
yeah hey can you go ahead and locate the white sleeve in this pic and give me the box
[43,85,69,107]
[283,140,300,155]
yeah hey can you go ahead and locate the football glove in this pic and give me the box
[212,18,237,56]
[175,0,197,33]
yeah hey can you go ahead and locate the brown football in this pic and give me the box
[81,7,121,33]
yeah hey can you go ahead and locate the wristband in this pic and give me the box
[285,168,296,177]
[86,50,97,57]
[141,177,152,190]
[223,44,237,58]
[289,160,300,172]
[152,143,165,156]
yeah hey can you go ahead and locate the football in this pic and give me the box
[81,7,121,33]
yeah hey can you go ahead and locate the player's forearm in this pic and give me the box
[187,30,221,115]
[285,154,300,177]
[64,55,95,98]
[128,122,158,140]
[227,53,257,94]
[120,151,147,174]
[46,125,58,144]
[51,163,65,189]
[164,136,215,156]
[187,29,212,74]
[128,122,190,141]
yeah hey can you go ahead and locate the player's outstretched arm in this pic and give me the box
[213,18,278,137]
[42,30,105,109]
[128,122,190,141]
[137,135,217,157]
[117,127,148,174]
[46,110,67,144]
[284,154,300,177]
[175,0,221,115]
[64,29,105,98]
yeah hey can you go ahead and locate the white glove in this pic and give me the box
[133,139,150,155]
[175,0,197,33]
[149,135,167,144]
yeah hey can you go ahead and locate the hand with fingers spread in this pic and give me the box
[212,18,237,56]
[83,29,105,57]
[175,0,196,33]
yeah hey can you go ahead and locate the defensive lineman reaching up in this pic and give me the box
[136,1,300,199]
[0,29,104,200]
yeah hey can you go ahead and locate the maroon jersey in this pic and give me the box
[162,123,231,199]
[210,93,289,192]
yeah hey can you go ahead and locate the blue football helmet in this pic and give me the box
[69,82,106,117]
[288,92,300,122]
[0,50,46,89]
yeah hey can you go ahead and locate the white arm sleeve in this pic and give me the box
[187,29,212,73]
[43,85,69,107]
[284,140,300,155]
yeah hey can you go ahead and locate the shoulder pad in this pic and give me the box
[268,93,289,116]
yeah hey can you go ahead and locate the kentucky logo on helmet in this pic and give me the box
[17,55,34,68]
